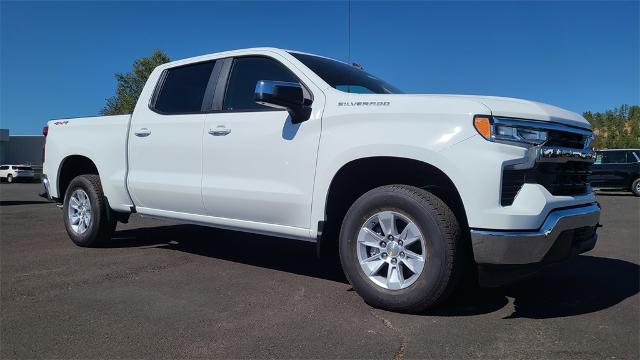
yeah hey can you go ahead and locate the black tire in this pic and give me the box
[339,185,462,313]
[63,174,116,247]
[6,174,13,183]
[632,178,640,197]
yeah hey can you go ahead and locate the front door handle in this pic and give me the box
[134,128,151,137]
[208,126,231,136]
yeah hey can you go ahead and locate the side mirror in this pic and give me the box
[254,80,312,123]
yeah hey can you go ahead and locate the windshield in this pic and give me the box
[290,52,402,94]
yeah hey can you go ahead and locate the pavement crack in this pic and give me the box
[369,308,407,360]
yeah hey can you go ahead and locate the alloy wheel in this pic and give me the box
[356,211,427,290]
[68,189,92,234]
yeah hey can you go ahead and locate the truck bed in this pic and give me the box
[43,114,133,212]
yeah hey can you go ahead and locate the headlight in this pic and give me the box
[474,115,548,146]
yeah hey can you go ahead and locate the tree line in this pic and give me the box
[101,50,640,150]
[583,105,640,149]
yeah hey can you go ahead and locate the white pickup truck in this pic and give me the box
[43,48,600,312]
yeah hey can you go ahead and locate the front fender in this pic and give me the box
[309,143,470,238]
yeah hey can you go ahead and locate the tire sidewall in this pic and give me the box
[632,179,640,197]
[63,176,103,246]
[340,188,452,310]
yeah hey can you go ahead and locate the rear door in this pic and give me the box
[201,55,324,230]
[127,60,218,214]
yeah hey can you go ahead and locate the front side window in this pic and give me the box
[595,154,603,164]
[223,57,298,111]
[290,52,402,94]
[153,60,216,114]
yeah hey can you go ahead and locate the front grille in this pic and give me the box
[501,161,592,205]
[501,170,526,206]
[544,129,587,149]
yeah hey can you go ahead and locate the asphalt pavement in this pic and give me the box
[1,183,638,359]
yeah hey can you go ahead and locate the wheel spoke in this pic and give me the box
[77,218,86,233]
[358,228,383,248]
[377,211,397,236]
[399,222,421,246]
[386,263,404,290]
[401,253,424,274]
[360,255,385,276]
[70,214,80,225]
[70,197,80,210]
[79,191,88,204]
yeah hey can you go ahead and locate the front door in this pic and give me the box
[201,55,323,230]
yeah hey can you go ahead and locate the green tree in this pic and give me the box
[101,50,171,115]
[584,104,640,149]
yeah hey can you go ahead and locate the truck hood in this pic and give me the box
[437,95,591,129]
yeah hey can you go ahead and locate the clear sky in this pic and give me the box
[1,1,638,134]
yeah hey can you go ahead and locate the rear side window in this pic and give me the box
[223,57,298,111]
[153,61,216,114]
[0,166,8,170]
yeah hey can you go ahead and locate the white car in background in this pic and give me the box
[0,165,35,183]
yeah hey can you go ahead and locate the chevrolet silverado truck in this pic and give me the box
[42,48,600,312]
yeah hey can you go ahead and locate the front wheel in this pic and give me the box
[632,178,640,197]
[63,175,116,247]
[339,185,462,313]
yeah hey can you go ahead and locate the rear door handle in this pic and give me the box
[134,128,151,137]
[208,126,231,136]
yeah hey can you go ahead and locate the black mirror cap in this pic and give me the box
[255,80,312,123]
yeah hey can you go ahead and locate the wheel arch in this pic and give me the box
[57,155,100,200]
[316,155,469,257]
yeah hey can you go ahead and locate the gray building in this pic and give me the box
[0,129,45,176]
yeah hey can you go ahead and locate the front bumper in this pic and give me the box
[471,202,600,286]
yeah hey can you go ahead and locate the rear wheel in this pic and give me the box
[6,174,13,183]
[63,175,116,247]
[632,178,640,197]
[339,185,462,313]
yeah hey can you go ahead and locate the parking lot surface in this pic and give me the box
[1,183,638,359]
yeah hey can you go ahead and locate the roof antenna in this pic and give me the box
[348,0,351,66]
[347,1,362,70]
